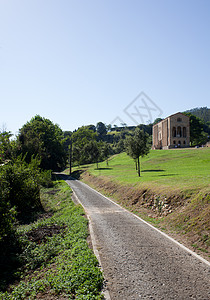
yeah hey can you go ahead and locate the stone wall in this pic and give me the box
[152,113,190,149]
[169,113,190,148]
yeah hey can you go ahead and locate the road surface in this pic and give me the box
[64,177,210,300]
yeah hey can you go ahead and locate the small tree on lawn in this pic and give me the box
[101,142,111,166]
[125,128,150,177]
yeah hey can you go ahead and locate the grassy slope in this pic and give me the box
[90,148,210,192]
[80,148,210,260]
[0,181,103,300]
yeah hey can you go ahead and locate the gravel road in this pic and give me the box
[65,177,210,300]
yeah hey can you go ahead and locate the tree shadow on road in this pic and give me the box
[53,170,84,181]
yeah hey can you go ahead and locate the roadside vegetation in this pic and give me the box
[0,116,104,299]
[0,180,103,299]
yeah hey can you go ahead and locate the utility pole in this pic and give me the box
[69,139,72,176]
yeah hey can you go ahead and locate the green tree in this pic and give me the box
[106,124,112,132]
[0,183,16,244]
[185,107,210,123]
[0,131,12,163]
[125,128,150,177]
[71,126,97,165]
[100,142,111,166]
[153,118,163,125]
[0,156,42,216]
[96,122,107,137]
[18,115,66,170]
[72,126,97,149]
[83,140,100,168]
[184,113,208,146]
[115,139,125,153]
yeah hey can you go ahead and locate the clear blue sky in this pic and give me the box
[0,0,210,135]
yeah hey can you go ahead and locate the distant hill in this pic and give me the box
[185,107,210,123]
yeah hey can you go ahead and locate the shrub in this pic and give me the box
[0,156,42,216]
[0,183,16,243]
[38,170,54,188]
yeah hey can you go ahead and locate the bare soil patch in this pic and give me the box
[26,224,66,243]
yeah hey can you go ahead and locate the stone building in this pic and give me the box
[152,112,190,149]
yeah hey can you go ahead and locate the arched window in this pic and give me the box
[172,127,176,137]
[183,127,186,137]
[178,141,181,147]
[177,117,182,122]
[173,140,176,145]
[183,140,186,145]
[177,126,182,137]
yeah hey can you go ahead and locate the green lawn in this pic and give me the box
[89,148,210,191]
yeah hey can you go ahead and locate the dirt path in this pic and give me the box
[65,177,210,300]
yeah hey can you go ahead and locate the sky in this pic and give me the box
[0,0,210,135]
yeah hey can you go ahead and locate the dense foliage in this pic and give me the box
[0,131,12,164]
[0,155,53,290]
[18,115,66,171]
[0,157,42,217]
[185,107,210,123]
[183,113,209,146]
[65,122,152,168]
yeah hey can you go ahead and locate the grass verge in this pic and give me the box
[0,180,103,300]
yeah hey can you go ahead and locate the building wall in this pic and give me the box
[169,113,190,148]
[153,124,158,148]
[162,119,168,148]
[152,113,190,149]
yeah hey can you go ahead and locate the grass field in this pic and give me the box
[88,148,210,192]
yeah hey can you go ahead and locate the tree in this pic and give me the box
[72,126,97,149]
[106,124,112,132]
[184,113,208,146]
[96,122,107,137]
[153,118,163,125]
[71,126,97,165]
[0,131,12,163]
[63,131,72,153]
[83,140,100,168]
[18,115,66,170]
[185,107,210,123]
[100,142,111,166]
[125,128,150,177]
[0,155,42,216]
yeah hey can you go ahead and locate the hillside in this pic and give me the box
[74,148,210,261]
[185,107,210,123]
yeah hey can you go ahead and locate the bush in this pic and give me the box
[0,183,16,243]
[0,157,43,216]
[0,181,22,291]
[38,170,54,188]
